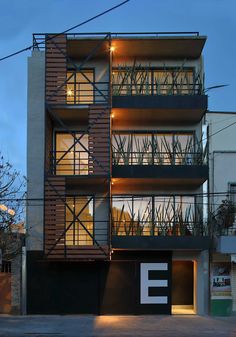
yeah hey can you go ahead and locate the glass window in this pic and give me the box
[67,70,94,104]
[112,197,132,235]
[133,197,152,235]
[112,132,194,166]
[55,133,88,175]
[112,134,132,165]
[154,196,174,235]
[112,67,194,96]
[132,134,152,165]
[66,196,93,246]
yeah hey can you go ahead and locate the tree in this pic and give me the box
[214,199,236,235]
[0,153,26,261]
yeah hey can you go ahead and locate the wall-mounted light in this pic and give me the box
[67,89,73,96]
[110,46,115,53]
[111,113,114,119]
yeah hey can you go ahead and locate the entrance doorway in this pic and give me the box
[172,261,194,314]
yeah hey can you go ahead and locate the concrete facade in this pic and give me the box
[26,51,45,251]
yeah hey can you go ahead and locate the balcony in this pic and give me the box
[44,193,109,260]
[112,66,207,124]
[112,133,208,185]
[111,195,211,250]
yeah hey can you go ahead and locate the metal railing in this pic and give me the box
[214,225,236,236]
[112,83,202,96]
[66,81,109,105]
[64,220,108,247]
[112,221,208,237]
[51,151,89,175]
[112,151,208,166]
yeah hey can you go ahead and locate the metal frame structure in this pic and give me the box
[40,33,112,260]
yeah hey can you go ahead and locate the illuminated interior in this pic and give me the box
[65,196,93,246]
[55,133,89,175]
[67,70,94,104]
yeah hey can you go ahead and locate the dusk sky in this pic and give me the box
[0,0,236,175]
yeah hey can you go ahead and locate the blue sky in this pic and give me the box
[0,0,236,175]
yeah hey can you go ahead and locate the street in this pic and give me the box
[0,315,236,337]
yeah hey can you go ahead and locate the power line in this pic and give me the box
[0,190,234,202]
[0,0,130,62]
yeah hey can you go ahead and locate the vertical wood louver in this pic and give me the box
[44,176,66,257]
[45,34,67,104]
[88,106,110,176]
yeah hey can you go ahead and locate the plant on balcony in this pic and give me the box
[214,199,236,235]
[112,62,151,96]
[174,204,194,236]
[133,136,152,165]
[112,134,152,165]
[154,197,175,236]
[112,60,204,96]
[134,200,152,236]
[112,134,132,165]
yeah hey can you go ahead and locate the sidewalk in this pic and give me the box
[0,315,236,337]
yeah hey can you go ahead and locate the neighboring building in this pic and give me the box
[27,32,210,315]
[206,111,236,316]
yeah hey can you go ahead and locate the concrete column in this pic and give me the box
[27,51,45,251]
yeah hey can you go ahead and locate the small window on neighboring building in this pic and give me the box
[229,183,236,204]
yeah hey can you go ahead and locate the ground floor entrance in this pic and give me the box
[172,260,194,314]
[26,250,208,315]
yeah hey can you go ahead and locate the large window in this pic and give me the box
[66,196,93,246]
[67,70,94,104]
[55,133,89,175]
[112,67,196,96]
[112,195,199,236]
[112,132,195,166]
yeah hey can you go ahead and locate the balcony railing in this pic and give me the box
[66,81,109,105]
[112,83,202,96]
[112,221,208,237]
[112,151,208,166]
[51,150,89,175]
[112,195,207,237]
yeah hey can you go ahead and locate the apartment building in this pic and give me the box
[27,32,210,315]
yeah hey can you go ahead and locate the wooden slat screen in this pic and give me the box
[45,34,67,104]
[88,106,110,176]
[44,177,66,256]
[44,177,109,260]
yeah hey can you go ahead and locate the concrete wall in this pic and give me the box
[206,112,236,207]
[27,51,45,251]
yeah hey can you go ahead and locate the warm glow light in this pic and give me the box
[7,209,15,216]
[111,114,114,119]
[0,204,8,211]
[110,46,115,52]
[67,89,73,96]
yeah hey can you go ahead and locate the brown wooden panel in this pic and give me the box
[0,273,11,314]
[46,34,67,104]
[88,106,110,176]
[44,177,66,255]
